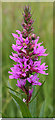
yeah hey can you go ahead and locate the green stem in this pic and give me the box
[26,86,29,108]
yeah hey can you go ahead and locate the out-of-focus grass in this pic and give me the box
[0,2,2,118]
[2,2,53,118]
[53,3,55,117]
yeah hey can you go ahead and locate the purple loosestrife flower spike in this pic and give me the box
[8,5,48,106]
[21,6,34,39]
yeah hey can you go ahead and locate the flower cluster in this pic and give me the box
[22,6,34,38]
[8,6,48,104]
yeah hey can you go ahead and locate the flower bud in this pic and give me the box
[22,5,34,38]
[29,36,31,40]
[31,34,36,40]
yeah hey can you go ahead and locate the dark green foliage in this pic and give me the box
[10,92,32,118]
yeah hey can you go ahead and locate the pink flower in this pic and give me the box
[23,98,26,102]
[8,30,48,83]
[8,6,48,103]
[27,73,42,86]
[33,36,48,56]
[16,79,26,92]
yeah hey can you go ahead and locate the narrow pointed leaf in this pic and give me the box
[29,86,37,117]
[10,92,32,118]
[6,86,24,95]
[29,81,45,104]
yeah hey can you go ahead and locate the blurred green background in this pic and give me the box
[0,2,2,118]
[2,2,53,118]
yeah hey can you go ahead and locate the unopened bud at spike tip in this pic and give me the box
[22,5,34,38]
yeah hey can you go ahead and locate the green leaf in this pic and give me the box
[10,92,32,118]
[7,85,23,117]
[6,86,24,95]
[25,80,32,87]
[29,86,37,117]
[29,81,45,104]
[39,101,46,117]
